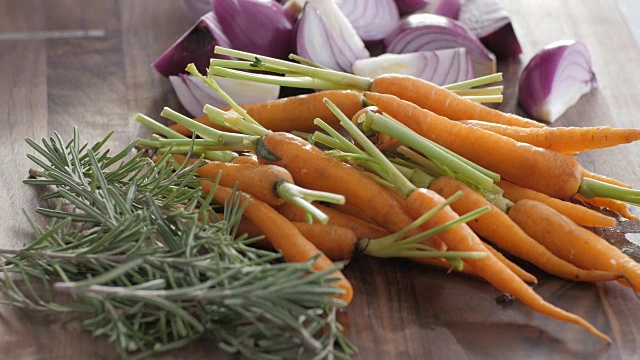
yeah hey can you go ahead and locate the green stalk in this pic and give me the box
[443,73,504,91]
[214,46,373,90]
[365,111,496,191]
[208,66,349,91]
[463,95,504,103]
[579,178,640,206]
[209,58,298,75]
[452,85,503,97]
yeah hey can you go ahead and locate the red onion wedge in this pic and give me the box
[352,48,473,86]
[152,12,230,77]
[384,13,496,77]
[457,0,521,58]
[169,74,280,117]
[335,0,400,42]
[432,0,465,19]
[518,40,597,123]
[213,0,295,60]
[296,0,370,72]
[394,0,430,15]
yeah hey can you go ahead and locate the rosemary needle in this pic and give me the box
[1,129,356,360]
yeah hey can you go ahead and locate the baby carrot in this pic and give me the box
[168,90,364,135]
[369,74,545,128]
[171,154,293,206]
[276,202,390,239]
[429,176,620,282]
[508,199,640,293]
[459,120,640,154]
[574,195,640,222]
[497,179,617,228]
[405,188,610,342]
[364,91,584,199]
[481,241,538,284]
[200,181,354,304]
[256,132,431,239]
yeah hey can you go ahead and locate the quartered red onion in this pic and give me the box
[518,40,597,123]
[394,0,430,15]
[296,0,370,72]
[384,13,495,77]
[352,48,473,86]
[335,0,400,42]
[169,74,281,117]
[457,0,522,58]
[432,0,464,19]
[213,0,295,60]
[152,12,230,77]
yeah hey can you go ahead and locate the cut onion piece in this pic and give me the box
[518,40,597,123]
[432,0,465,19]
[352,48,473,86]
[384,13,496,77]
[457,0,522,58]
[335,0,400,42]
[394,0,430,15]
[152,12,231,77]
[169,74,281,117]
[213,0,295,60]
[296,0,370,72]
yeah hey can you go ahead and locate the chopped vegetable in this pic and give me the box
[336,0,400,42]
[384,13,497,77]
[457,0,522,58]
[518,40,597,123]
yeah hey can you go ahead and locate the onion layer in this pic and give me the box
[432,0,465,19]
[384,13,496,77]
[336,0,400,42]
[352,48,473,86]
[394,0,430,15]
[296,0,370,72]
[152,12,230,77]
[213,0,295,60]
[518,40,597,123]
[169,74,280,117]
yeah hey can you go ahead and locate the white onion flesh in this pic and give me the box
[352,48,473,86]
[518,40,596,123]
[335,0,400,42]
[296,0,370,72]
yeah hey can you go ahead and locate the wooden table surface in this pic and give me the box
[1,1,639,359]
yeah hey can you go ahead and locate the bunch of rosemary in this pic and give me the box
[0,129,355,360]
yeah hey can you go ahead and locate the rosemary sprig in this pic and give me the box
[2,129,356,359]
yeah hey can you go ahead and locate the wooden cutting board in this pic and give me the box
[0,1,638,359]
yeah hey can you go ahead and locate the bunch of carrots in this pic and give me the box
[134,47,640,344]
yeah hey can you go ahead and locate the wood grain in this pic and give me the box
[0,1,639,359]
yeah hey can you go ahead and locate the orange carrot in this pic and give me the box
[459,120,640,155]
[429,176,620,282]
[276,202,389,239]
[369,74,546,128]
[481,241,538,284]
[405,187,610,342]
[574,194,640,222]
[171,154,293,206]
[169,90,364,135]
[497,179,617,228]
[231,154,259,165]
[364,91,584,199]
[582,169,632,189]
[256,132,442,247]
[200,181,354,304]
[508,199,640,293]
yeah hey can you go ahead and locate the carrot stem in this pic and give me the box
[134,114,238,162]
[579,177,640,206]
[363,111,497,192]
[209,58,298,75]
[442,73,503,91]
[208,67,344,91]
[463,95,504,103]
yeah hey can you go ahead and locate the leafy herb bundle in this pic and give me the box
[0,129,355,360]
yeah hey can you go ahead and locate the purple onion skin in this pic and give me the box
[518,40,596,123]
[457,0,521,58]
[432,0,464,19]
[384,13,496,76]
[213,0,294,60]
[394,0,430,15]
[152,12,230,77]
